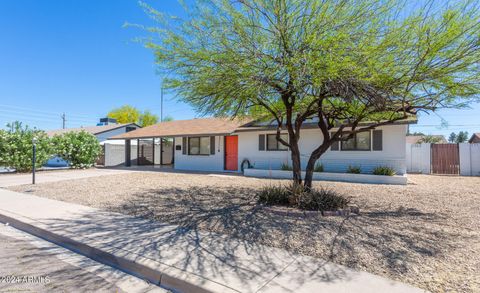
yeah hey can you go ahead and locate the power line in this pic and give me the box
[0,104,96,119]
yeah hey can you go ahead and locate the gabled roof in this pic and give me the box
[469,133,480,143]
[45,123,140,137]
[110,117,252,139]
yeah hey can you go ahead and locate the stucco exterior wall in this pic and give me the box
[237,124,408,175]
[173,136,225,172]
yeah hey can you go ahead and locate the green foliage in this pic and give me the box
[347,165,361,174]
[372,166,396,176]
[162,115,174,122]
[448,132,457,143]
[107,105,159,127]
[139,110,159,127]
[52,131,102,169]
[257,183,350,211]
[314,162,324,172]
[455,131,469,143]
[418,135,443,144]
[108,105,140,124]
[0,121,52,172]
[280,162,293,171]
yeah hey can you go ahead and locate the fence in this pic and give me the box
[406,143,480,176]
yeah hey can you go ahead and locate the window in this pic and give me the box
[126,126,136,132]
[266,134,288,151]
[188,137,210,155]
[341,131,371,151]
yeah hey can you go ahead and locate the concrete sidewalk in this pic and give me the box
[0,168,133,187]
[0,189,426,293]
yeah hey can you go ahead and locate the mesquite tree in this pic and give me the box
[140,0,480,188]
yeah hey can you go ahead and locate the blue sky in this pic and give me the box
[0,0,479,137]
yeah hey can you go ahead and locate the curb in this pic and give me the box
[0,212,213,293]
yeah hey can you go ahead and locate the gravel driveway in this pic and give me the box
[8,171,480,292]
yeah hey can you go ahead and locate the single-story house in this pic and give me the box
[109,117,415,177]
[468,133,480,143]
[45,118,140,166]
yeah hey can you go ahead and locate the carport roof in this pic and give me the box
[109,117,252,139]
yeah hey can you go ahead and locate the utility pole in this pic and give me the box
[61,113,66,129]
[160,84,164,122]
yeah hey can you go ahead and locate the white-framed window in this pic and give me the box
[188,137,210,155]
[341,131,371,151]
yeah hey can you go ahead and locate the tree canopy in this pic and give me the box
[141,0,480,187]
[107,105,160,127]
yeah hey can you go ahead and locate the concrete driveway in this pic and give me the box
[0,168,133,188]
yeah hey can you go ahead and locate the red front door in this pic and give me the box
[225,136,238,171]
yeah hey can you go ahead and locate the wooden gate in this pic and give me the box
[138,139,154,165]
[431,144,459,174]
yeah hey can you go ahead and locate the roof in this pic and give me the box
[110,117,252,139]
[406,135,447,144]
[45,123,139,137]
[468,133,480,143]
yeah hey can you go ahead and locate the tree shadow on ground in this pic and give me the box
[40,185,456,292]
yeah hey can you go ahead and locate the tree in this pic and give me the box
[108,105,140,124]
[448,132,457,143]
[107,105,160,127]
[52,131,102,168]
[142,0,480,189]
[162,115,174,122]
[455,131,469,143]
[139,110,159,127]
[0,121,52,172]
[419,135,442,144]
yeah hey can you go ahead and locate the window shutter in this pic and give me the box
[210,136,215,155]
[259,134,265,151]
[372,130,383,151]
[182,137,187,155]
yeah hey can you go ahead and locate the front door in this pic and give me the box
[225,136,238,171]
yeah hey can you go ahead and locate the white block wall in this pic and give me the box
[237,125,408,175]
[174,136,225,172]
[459,143,480,176]
[406,143,431,174]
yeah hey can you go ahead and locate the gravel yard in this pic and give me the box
[8,171,480,292]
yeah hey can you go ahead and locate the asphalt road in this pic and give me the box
[0,224,167,293]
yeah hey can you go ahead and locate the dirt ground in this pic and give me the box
[8,171,480,292]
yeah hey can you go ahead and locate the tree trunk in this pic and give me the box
[290,142,302,185]
[304,145,329,190]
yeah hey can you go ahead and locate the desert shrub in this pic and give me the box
[347,165,361,174]
[257,185,290,206]
[372,166,396,176]
[52,131,102,168]
[280,162,293,171]
[257,183,350,211]
[314,162,324,172]
[0,122,52,172]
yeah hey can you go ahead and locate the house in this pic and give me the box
[405,135,447,144]
[109,117,415,178]
[468,133,480,143]
[45,118,140,166]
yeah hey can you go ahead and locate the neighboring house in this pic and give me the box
[405,135,447,144]
[110,117,415,175]
[45,118,140,167]
[468,133,480,143]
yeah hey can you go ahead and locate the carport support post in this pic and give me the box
[125,139,131,167]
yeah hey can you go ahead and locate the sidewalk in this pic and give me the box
[0,168,133,187]
[0,189,426,293]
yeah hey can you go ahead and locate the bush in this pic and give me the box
[280,162,293,171]
[314,162,324,172]
[52,131,102,168]
[0,122,52,172]
[257,183,350,211]
[372,166,396,176]
[347,165,361,174]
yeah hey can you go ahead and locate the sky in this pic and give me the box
[0,0,479,137]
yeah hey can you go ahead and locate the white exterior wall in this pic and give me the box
[406,143,431,174]
[459,143,480,176]
[237,125,408,175]
[173,136,225,172]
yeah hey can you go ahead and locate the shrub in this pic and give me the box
[280,162,293,171]
[314,162,324,172]
[372,166,396,176]
[347,165,361,174]
[257,183,350,211]
[0,122,52,172]
[52,131,102,168]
